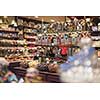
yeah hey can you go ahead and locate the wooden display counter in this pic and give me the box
[8,61,61,82]
[39,71,61,83]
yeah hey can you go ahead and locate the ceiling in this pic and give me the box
[16,16,100,24]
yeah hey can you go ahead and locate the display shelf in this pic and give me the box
[0,29,19,33]
[8,61,61,82]
[0,27,25,57]
[17,16,49,24]
[39,71,60,83]
[24,36,36,39]
[91,31,100,36]
[24,32,35,34]
[17,25,37,30]
[34,44,59,47]
[0,36,19,40]
[0,46,25,49]
[8,59,33,64]
[0,45,25,47]
[39,71,59,75]
[27,42,35,44]
[34,44,79,48]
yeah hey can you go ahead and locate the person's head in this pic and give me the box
[26,68,39,78]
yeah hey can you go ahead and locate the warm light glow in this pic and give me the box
[34,16,39,18]
[51,19,55,22]
[66,17,71,22]
[3,16,7,18]
[98,23,100,25]
[0,19,3,23]
[42,19,44,22]
[11,20,17,26]
[86,18,90,22]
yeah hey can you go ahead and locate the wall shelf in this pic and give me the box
[0,29,19,33]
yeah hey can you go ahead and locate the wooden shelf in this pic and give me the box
[34,44,79,48]
[39,71,59,76]
[17,25,37,30]
[9,24,38,30]
[0,29,19,33]
[8,59,61,83]
[24,37,36,39]
[0,36,19,40]
[39,71,60,83]
[0,47,24,49]
[91,31,100,36]
[24,32,36,34]
[17,16,49,24]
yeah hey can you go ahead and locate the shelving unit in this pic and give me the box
[0,16,99,57]
[0,29,19,33]
[0,16,100,83]
[16,16,49,24]
[0,19,25,56]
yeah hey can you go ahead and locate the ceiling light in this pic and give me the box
[3,16,7,18]
[34,16,39,18]
[51,19,55,22]
[98,23,100,25]
[42,19,44,22]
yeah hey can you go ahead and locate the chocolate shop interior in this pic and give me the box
[0,16,100,83]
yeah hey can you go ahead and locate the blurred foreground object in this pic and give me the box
[60,32,99,82]
[25,67,42,83]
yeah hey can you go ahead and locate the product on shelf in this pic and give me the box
[92,41,100,47]
[28,60,39,68]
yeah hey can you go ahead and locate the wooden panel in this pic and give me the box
[25,16,65,23]
[47,75,60,82]
[39,71,61,83]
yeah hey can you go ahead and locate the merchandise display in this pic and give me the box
[0,16,100,83]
